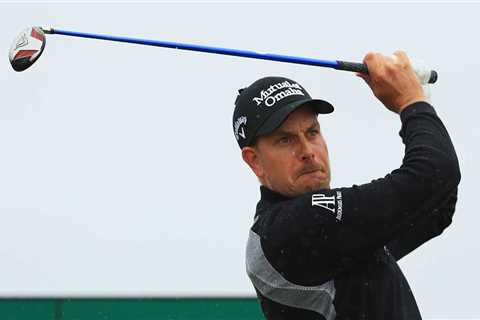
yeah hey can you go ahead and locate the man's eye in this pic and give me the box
[308,129,319,137]
[278,137,290,144]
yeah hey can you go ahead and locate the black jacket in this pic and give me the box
[246,102,461,320]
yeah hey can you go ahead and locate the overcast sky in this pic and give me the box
[1,2,479,318]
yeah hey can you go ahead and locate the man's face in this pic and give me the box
[243,106,331,197]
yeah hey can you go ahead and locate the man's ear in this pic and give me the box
[241,146,264,179]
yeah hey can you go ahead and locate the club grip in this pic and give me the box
[336,61,368,74]
[336,60,438,84]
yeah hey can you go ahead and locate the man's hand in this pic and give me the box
[357,51,427,114]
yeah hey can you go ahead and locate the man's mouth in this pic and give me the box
[297,168,324,179]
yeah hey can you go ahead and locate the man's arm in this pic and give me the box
[386,188,458,261]
[260,101,460,282]
[258,52,461,282]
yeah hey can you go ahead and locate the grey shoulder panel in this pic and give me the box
[246,229,336,319]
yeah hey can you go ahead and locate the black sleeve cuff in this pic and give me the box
[399,101,436,123]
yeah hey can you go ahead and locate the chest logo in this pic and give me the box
[312,191,343,221]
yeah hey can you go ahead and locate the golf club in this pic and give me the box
[9,26,438,84]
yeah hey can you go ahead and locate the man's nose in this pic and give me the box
[299,138,315,161]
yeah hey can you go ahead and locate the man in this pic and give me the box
[232,51,460,320]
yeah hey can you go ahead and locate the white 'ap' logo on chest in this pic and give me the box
[312,191,343,221]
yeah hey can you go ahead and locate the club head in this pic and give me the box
[9,27,46,72]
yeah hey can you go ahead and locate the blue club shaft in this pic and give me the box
[47,28,437,83]
[50,28,340,69]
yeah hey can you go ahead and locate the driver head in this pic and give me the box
[9,27,46,72]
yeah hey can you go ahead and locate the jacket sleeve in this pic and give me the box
[386,187,458,261]
[259,102,461,280]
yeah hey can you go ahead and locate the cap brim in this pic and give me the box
[256,99,334,137]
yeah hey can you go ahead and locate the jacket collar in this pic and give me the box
[259,185,291,204]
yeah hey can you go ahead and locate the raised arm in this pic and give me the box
[257,52,461,281]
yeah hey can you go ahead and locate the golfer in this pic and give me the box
[232,51,460,320]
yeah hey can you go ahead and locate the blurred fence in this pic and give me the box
[0,297,263,320]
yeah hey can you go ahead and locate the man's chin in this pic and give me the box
[301,179,330,193]
[269,175,330,197]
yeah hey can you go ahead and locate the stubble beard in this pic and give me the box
[297,171,331,195]
[302,180,330,194]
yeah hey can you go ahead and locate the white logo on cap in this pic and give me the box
[234,116,247,140]
[252,81,305,107]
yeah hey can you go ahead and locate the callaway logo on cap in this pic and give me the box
[232,76,334,148]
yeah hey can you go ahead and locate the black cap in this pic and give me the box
[233,76,334,148]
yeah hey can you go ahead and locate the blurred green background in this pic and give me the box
[0,298,263,320]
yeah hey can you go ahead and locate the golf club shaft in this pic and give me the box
[44,28,437,83]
